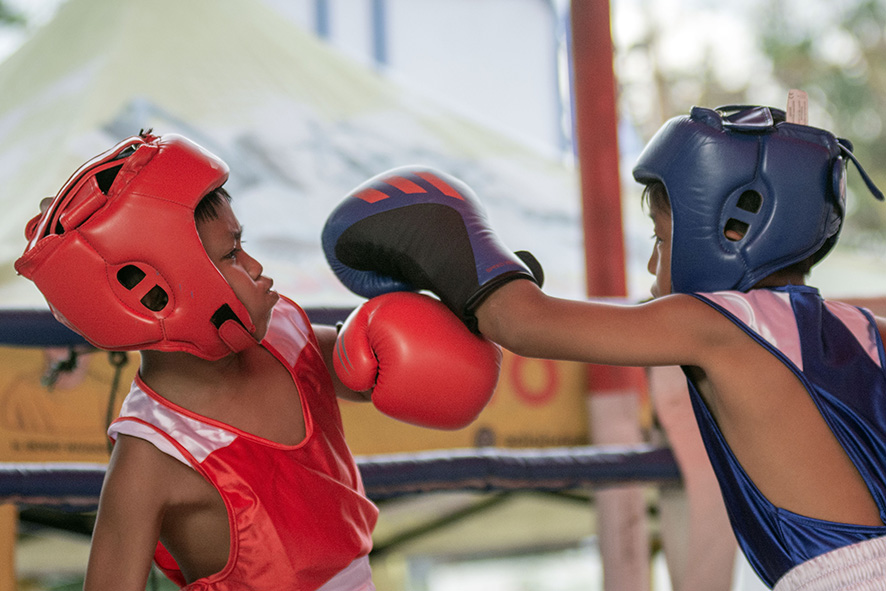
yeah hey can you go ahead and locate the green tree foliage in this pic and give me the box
[614,0,886,252]
[0,1,25,26]
[613,0,756,143]
[758,0,886,241]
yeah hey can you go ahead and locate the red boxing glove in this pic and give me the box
[334,292,502,430]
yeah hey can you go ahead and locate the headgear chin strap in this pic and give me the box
[15,132,257,360]
[633,105,884,294]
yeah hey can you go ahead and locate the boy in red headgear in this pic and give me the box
[16,132,501,591]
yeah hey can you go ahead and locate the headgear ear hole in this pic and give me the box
[737,190,763,213]
[724,219,750,242]
[141,286,169,312]
[117,265,146,290]
[211,304,240,329]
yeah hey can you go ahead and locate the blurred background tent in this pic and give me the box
[0,0,584,315]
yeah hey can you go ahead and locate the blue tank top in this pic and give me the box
[688,285,886,587]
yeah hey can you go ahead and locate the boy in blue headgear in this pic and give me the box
[324,104,886,590]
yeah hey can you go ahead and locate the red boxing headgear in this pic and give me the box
[15,132,257,360]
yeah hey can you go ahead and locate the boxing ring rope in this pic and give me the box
[359,445,679,498]
[0,308,358,348]
[0,445,679,510]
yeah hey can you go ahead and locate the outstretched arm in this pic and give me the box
[476,279,725,369]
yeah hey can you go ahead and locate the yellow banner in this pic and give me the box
[0,346,589,461]
[0,347,134,463]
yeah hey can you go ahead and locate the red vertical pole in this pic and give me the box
[572,0,647,395]
[570,1,650,590]
[572,0,626,302]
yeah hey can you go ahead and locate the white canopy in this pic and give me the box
[0,0,583,311]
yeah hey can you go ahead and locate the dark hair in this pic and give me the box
[641,181,670,216]
[195,187,232,223]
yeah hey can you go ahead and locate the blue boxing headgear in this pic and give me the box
[633,105,884,293]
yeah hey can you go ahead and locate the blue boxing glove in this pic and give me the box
[322,166,543,331]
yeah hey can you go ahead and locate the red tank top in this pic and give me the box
[108,297,378,590]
